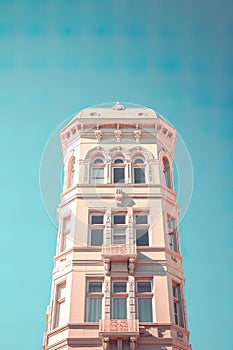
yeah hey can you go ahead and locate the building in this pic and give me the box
[42,103,192,350]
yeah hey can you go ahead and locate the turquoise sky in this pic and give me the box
[1,1,233,349]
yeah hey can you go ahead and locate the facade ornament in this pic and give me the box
[95,129,102,143]
[130,336,137,350]
[113,102,125,110]
[128,258,135,275]
[115,188,123,206]
[106,215,111,227]
[134,129,142,143]
[114,129,122,143]
[104,259,111,275]
[102,337,110,350]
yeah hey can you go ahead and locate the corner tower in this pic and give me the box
[42,103,191,350]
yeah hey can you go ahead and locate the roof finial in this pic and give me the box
[113,102,125,110]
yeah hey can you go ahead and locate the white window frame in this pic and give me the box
[167,216,179,253]
[86,280,104,322]
[112,213,128,244]
[54,281,66,329]
[136,279,153,323]
[89,212,105,246]
[134,212,150,246]
[132,157,146,184]
[91,157,105,184]
[60,215,72,252]
[111,280,128,320]
[172,282,185,328]
[162,156,173,189]
[112,157,126,184]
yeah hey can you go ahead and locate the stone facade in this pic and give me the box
[42,103,191,350]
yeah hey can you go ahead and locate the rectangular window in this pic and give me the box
[112,214,127,244]
[111,281,128,319]
[173,283,184,328]
[113,168,125,183]
[113,281,127,293]
[167,217,178,252]
[61,216,71,252]
[113,215,125,225]
[113,228,126,244]
[134,168,145,183]
[55,282,66,328]
[134,213,149,246]
[92,168,104,184]
[136,280,153,322]
[89,213,105,246]
[137,281,151,293]
[112,298,127,319]
[138,298,152,322]
[86,281,103,322]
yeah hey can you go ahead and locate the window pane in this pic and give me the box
[87,298,102,322]
[114,168,125,183]
[135,215,148,224]
[113,215,125,224]
[113,235,126,244]
[134,158,144,164]
[136,229,149,246]
[138,298,152,322]
[137,281,151,293]
[63,234,72,250]
[113,298,127,319]
[92,168,104,177]
[93,158,104,164]
[114,159,124,164]
[168,218,175,230]
[88,281,102,293]
[58,284,66,299]
[63,217,71,231]
[91,215,104,224]
[92,168,104,184]
[113,282,127,293]
[134,168,145,183]
[57,300,66,327]
[113,228,126,235]
[113,228,126,244]
[90,229,103,246]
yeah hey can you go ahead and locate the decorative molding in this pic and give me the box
[134,129,142,143]
[115,187,123,206]
[99,319,139,334]
[114,129,122,143]
[95,129,102,143]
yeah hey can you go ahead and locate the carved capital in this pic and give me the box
[114,129,122,143]
[95,129,102,143]
[134,129,142,143]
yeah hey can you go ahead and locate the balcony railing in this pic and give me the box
[99,319,139,335]
[102,243,137,257]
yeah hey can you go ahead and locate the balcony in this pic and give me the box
[102,243,137,262]
[99,319,139,340]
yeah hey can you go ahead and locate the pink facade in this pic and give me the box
[42,103,191,350]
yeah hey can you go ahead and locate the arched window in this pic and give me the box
[91,158,105,184]
[163,157,172,189]
[67,156,75,188]
[133,158,146,184]
[113,158,125,183]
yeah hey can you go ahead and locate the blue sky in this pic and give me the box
[1,0,233,349]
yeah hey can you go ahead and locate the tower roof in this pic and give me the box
[67,102,159,125]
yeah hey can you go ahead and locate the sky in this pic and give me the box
[0,0,233,349]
